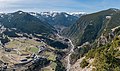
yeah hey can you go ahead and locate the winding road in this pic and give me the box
[56,34,75,71]
[67,39,75,71]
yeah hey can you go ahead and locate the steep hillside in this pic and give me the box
[62,8,120,46]
[70,14,120,71]
[78,36,120,71]
[0,11,56,35]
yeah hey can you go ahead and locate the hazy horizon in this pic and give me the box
[0,0,120,13]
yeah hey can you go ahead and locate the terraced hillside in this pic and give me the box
[0,35,67,71]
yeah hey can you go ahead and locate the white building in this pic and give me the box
[106,16,111,19]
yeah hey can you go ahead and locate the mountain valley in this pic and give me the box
[0,8,120,71]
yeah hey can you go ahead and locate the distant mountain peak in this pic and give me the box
[0,11,57,35]
[29,11,86,18]
[15,10,26,14]
[29,11,85,27]
[108,8,119,12]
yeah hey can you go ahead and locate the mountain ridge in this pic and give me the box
[29,11,86,27]
[0,11,57,36]
[62,8,120,46]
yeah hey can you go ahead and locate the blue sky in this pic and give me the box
[0,0,120,13]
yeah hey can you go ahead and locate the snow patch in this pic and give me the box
[30,12,37,16]
[52,13,58,17]
[30,11,86,18]
[65,14,68,17]
[0,15,4,18]
[19,12,23,14]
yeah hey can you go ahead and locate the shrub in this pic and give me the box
[80,59,89,68]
